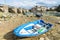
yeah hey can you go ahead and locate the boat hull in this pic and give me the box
[13,20,52,37]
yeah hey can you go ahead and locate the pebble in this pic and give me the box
[3,13,8,17]
[52,32,60,37]
[0,18,4,21]
[0,21,2,24]
[58,21,60,24]
[57,17,60,19]
[45,37,50,40]
[24,19,27,22]
[43,34,47,37]
[0,18,1,20]
[46,18,49,20]
[47,36,54,40]
[39,37,45,40]
[43,34,46,36]
[55,21,60,24]
[0,13,13,21]
[4,18,10,21]
[0,12,3,17]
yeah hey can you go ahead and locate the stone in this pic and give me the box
[3,13,7,17]
[58,21,60,24]
[43,34,47,37]
[39,37,45,40]
[55,21,60,24]
[43,34,46,36]
[0,18,4,21]
[35,13,43,17]
[0,18,2,20]
[52,32,60,37]
[47,36,54,40]
[0,21,2,24]
[0,12,3,17]
[57,17,60,19]
[45,37,50,40]
[53,36,60,40]
[4,18,10,21]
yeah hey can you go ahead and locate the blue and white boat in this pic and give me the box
[13,20,53,37]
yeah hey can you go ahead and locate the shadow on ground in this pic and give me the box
[4,31,29,40]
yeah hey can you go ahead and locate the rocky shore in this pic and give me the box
[0,12,60,40]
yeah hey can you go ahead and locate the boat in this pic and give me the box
[13,20,53,37]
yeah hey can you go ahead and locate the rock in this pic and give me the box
[3,13,12,18]
[0,18,4,21]
[51,28,60,37]
[52,32,60,37]
[43,34,46,36]
[35,13,43,17]
[24,12,34,17]
[56,26,60,33]
[4,18,10,21]
[0,13,12,21]
[55,21,60,24]
[47,36,54,40]
[39,37,45,40]
[53,36,60,40]
[57,21,60,24]
[0,21,2,24]
[0,18,2,20]
[18,14,23,17]
[45,37,50,40]
[0,12,3,17]
[12,14,17,18]
[42,34,47,37]
[3,13,8,17]
[24,19,27,22]
[46,18,49,20]
[46,32,54,40]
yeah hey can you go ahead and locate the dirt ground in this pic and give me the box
[0,14,60,40]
